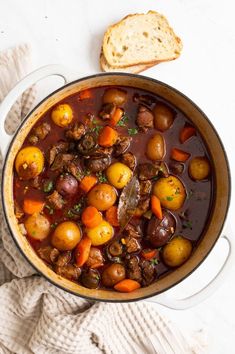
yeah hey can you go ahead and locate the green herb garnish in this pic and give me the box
[182,220,193,229]
[45,204,54,214]
[128,128,138,135]
[150,258,159,266]
[96,171,107,183]
[51,222,58,229]
[166,196,174,201]
[73,203,82,212]
[91,125,102,135]
[67,209,75,218]
[43,180,53,193]
[117,114,129,127]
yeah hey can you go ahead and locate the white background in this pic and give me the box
[0,0,235,352]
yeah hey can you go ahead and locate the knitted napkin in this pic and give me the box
[0,44,206,354]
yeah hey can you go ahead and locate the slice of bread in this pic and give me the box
[100,52,157,74]
[102,10,182,68]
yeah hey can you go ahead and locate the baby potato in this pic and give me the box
[51,103,73,127]
[162,236,193,267]
[51,221,81,251]
[106,162,132,189]
[146,134,165,161]
[103,88,127,106]
[153,175,186,210]
[153,103,174,131]
[15,146,44,180]
[87,183,117,211]
[189,156,210,180]
[24,213,50,240]
[86,220,114,246]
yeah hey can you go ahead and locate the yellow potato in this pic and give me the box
[153,175,186,210]
[51,221,81,251]
[106,162,132,189]
[51,103,73,127]
[87,183,117,211]
[86,220,114,246]
[146,134,165,161]
[189,156,210,180]
[15,146,44,180]
[24,213,50,240]
[162,236,193,267]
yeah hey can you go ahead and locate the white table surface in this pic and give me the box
[1,0,235,353]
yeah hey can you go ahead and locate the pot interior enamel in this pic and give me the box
[2,73,230,302]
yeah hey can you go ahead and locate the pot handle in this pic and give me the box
[146,222,234,310]
[0,64,74,159]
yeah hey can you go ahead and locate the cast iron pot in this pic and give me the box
[0,65,233,309]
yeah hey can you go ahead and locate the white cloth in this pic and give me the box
[0,45,206,354]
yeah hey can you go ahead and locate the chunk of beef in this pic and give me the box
[136,105,154,132]
[30,175,41,189]
[140,180,152,195]
[99,103,116,120]
[124,236,141,253]
[47,190,64,210]
[147,211,176,247]
[66,158,84,181]
[90,146,113,158]
[66,122,86,141]
[86,247,104,268]
[85,155,111,173]
[140,260,156,286]
[135,197,150,216]
[169,162,184,175]
[138,162,169,181]
[126,256,142,282]
[133,93,156,106]
[54,264,81,281]
[124,223,142,239]
[37,246,60,264]
[51,153,74,172]
[114,136,132,156]
[34,122,51,140]
[28,135,39,145]
[121,152,136,170]
[77,133,97,156]
[55,251,71,267]
[48,141,69,165]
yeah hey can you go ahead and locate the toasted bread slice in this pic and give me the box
[102,10,182,68]
[100,52,156,74]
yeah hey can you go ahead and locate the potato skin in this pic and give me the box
[87,183,117,211]
[189,156,210,180]
[15,146,44,180]
[24,213,50,240]
[162,236,193,267]
[153,176,186,210]
[51,103,73,127]
[51,221,81,251]
[102,263,126,287]
[86,220,114,246]
[153,103,174,131]
[106,162,132,189]
[103,88,127,106]
[146,134,165,161]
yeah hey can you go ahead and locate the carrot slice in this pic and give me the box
[23,199,45,215]
[78,89,92,100]
[98,126,118,147]
[79,175,98,193]
[114,279,141,292]
[75,236,92,267]
[171,148,190,162]
[106,206,119,227]
[151,195,163,220]
[141,249,158,260]
[81,206,103,228]
[180,125,196,143]
[110,108,124,126]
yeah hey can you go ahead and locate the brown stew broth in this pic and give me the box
[13,86,213,282]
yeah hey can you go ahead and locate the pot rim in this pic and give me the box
[1,72,231,302]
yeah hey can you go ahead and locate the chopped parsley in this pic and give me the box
[43,180,53,193]
[51,222,58,229]
[166,196,174,201]
[117,114,129,127]
[44,204,54,215]
[73,203,82,212]
[96,171,107,183]
[128,128,138,135]
[182,220,193,230]
[67,209,75,218]
[150,258,159,266]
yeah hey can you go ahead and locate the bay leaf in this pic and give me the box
[117,175,140,231]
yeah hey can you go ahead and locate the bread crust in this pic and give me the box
[102,10,182,68]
